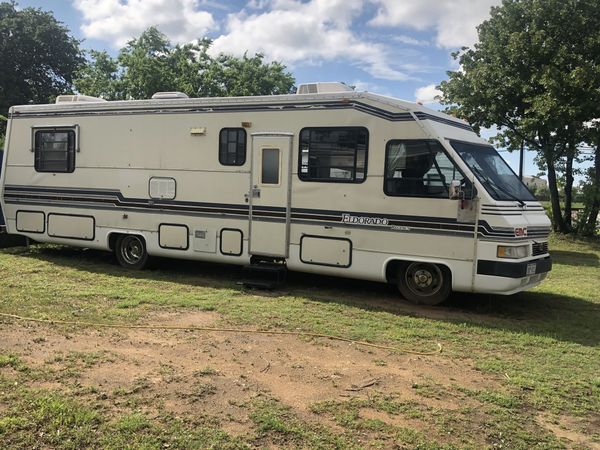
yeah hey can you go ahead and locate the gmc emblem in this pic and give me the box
[514,227,528,237]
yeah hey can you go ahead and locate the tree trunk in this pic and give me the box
[546,154,567,232]
[585,138,600,233]
[563,149,574,231]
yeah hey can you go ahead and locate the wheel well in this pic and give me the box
[385,259,453,284]
[108,232,146,251]
[107,233,120,251]
[385,260,406,284]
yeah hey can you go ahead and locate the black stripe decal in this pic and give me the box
[3,185,550,240]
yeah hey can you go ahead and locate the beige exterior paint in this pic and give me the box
[16,210,45,233]
[159,224,188,250]
[301,235,351,267]
[0,91,552,295]
[48,214,94,240]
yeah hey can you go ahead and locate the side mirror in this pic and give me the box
[449,179,462,200]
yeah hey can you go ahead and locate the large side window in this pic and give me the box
[219,128,246,166]
[34,128,76,173]
[298,127,368,183]
[384,140,465,198]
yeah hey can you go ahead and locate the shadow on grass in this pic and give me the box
[550,250,599,267]
[7,244,600,347]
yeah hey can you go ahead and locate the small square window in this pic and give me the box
[219,128,246,166]
[34,128,76,173]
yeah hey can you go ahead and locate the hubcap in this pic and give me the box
[120,236,144,264]
[405,263,443,297]
[414,269,433,288]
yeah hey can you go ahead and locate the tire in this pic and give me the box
[115,234,149,270]
[397,262,451,306]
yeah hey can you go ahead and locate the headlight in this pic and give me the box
[497,245,529,259]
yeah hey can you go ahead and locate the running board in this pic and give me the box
[241,262,287,289]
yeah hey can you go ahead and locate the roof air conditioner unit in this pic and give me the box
[55,95,107,104]
[151,92,189,100]
[296,82,354,94]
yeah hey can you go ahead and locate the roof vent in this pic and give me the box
[151,91,189,100]
[55,94,107,104]
[296,82,354,95]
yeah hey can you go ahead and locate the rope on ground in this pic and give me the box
[0,312,442,356]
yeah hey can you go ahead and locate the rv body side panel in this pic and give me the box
[1,104,476,286]
[1,92,551,296]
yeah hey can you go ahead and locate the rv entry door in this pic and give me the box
[248,133,293,258]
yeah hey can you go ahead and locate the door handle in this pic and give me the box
[245,189,261,202]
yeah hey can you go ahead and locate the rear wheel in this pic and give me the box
[115,234,148,270]
[397,262,451,305]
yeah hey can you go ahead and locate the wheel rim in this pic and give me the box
[120,235,144,265]
[405,263,443,297]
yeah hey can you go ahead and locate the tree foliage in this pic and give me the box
[0,1,83,125]
[74,27,295,100]
[439,0,600,234]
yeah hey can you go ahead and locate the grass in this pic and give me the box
[0,234,599,448]
[0,376,249,450]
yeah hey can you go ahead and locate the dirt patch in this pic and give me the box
[537,414,600,450]
[0,311,534,443]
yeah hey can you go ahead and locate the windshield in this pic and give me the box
[450,141,535,202]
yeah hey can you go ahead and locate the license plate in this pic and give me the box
[526,263,536,276]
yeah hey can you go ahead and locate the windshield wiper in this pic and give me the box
[470,165,525,207]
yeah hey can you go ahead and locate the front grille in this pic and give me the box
[532,241,549,256]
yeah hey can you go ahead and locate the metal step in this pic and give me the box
[242,262,287,289]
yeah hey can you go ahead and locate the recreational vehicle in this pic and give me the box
[0,83,552,304]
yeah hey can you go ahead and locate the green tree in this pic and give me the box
[207,52,295,97]
[73,50,122,100]
[576,123,600,235]
[439,0,600,233]
[117,27,179,100]
[0,1,83,129]
[74,27,295,101]
[0,114,6,150]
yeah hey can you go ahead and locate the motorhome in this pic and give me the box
[0,82,552,304]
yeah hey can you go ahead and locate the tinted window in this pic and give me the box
[299,127,368,183]
[261,148,280,184]
[34,129,76,173]
[219,128,246,166]
[384,140,465,198]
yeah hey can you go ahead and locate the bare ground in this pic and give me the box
[1,309,597,449]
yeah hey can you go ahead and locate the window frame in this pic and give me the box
[297,126,369,184]
[33,125,78,173]
[219,127,247,166]
[383,138,469,199]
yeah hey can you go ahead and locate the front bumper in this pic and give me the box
[477,256,552,278]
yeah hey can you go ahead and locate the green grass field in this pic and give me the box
[0,234,598,449]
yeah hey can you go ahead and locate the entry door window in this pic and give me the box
[261,148,280,184]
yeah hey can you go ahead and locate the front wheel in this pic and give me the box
[115,234,149,270]
[397,262,451,305]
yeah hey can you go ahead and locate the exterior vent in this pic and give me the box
[532,241,549,256]
[151,91,189,100]
[296,82,354,95]
[55,95,107,104]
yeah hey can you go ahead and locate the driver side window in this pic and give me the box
[384,140,465,198]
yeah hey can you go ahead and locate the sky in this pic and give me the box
[16,0,549,177]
